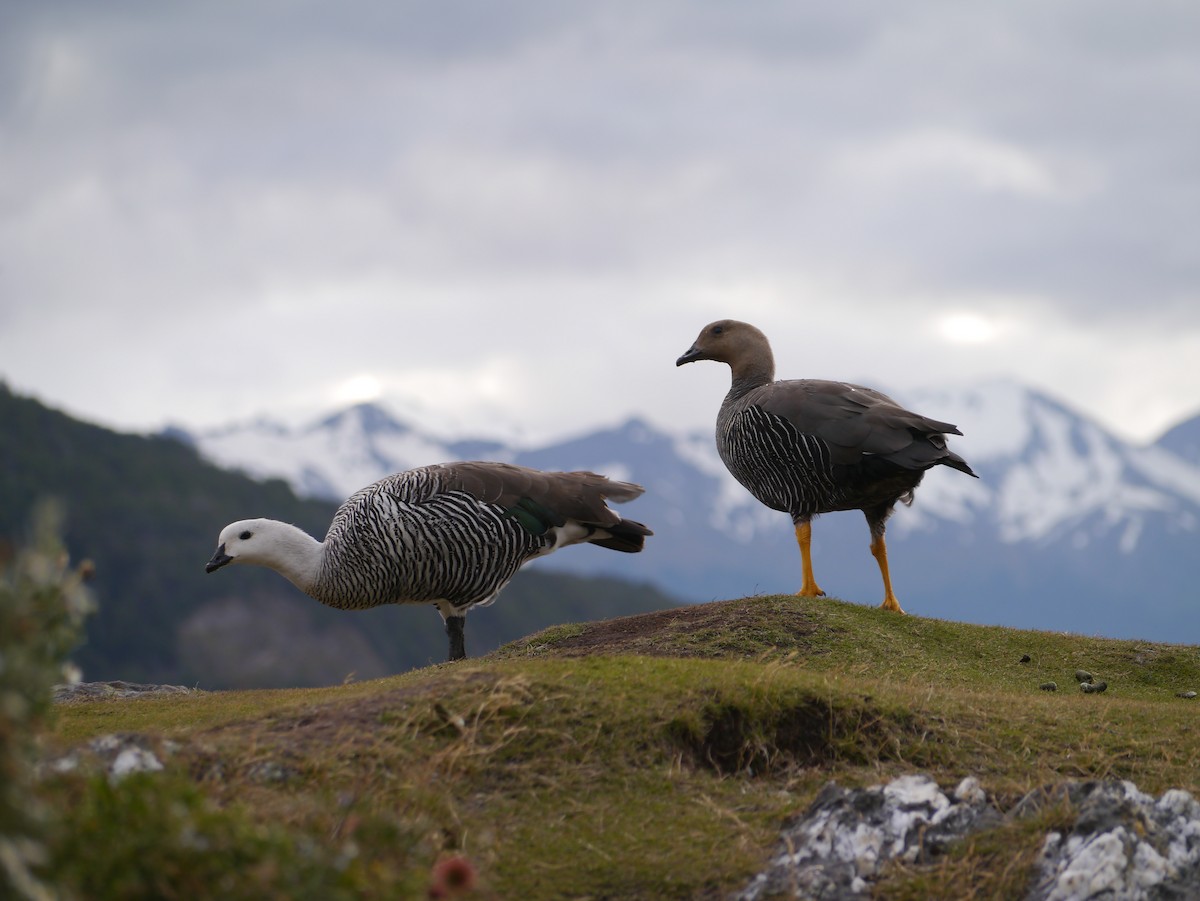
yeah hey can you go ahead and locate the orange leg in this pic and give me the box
[793,522,825,598]
[869,534,906,614]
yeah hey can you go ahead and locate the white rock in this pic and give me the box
[1131,841,1169,890]
[1158,788,1198,819]
[885,773,946,809]
[953,777,987,806]
[1045,831,1130,901]
[847,821,884,869]
[1120,779,1154,807]
[110,747,163,778]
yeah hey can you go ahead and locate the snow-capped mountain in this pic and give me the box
[898,380,1200,549]
[1159,413,1200,467]
[193,404,513,501]
[176,381,1200,644]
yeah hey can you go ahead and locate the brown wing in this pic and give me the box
[429,461,645,528]
[750,379,966,470]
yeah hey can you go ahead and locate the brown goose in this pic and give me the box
[206,461,652,661]
[676,320,976,613]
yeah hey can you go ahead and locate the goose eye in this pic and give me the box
[712,325,724,335]
[239,530,253,540]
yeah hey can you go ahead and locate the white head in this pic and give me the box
[204,517,323,590]
[205,518,273,572]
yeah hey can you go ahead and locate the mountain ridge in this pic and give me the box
[177,381,1200,644]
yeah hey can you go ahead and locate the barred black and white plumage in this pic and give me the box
[719,403,839,517]
[678,319,977,614]
[205,462,653,661]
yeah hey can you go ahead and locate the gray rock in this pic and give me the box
[739,777,1200,900]
[1031,781,1200,900]
[244,760,299,784]
[41,732,179,781]
[53,680,196,702]
[737,774,1000,899]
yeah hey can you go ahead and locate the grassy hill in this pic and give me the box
[42,594,1200,899]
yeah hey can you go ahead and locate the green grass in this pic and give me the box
[40,595,1200,899]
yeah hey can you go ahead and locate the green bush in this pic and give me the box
[44,773,421,901]
[0,502,94,901]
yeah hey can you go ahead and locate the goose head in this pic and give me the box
[676,319,776,385]
[205,519,276,572]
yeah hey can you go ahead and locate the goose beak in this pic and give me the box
[676,345,704,366]
[205,544,233,573]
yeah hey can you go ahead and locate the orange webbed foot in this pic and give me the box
[879,594,906,614]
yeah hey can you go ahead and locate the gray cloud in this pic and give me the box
[2,1,1198,441]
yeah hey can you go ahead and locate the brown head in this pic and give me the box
[675,319,776,386]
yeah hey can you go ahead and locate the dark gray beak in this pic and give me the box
[205,544,233,573]
[676,345,704,366]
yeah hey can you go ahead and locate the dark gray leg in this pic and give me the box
[445,615,467,661]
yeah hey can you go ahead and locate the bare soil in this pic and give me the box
[514,595,822,657]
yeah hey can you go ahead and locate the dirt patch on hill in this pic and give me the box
[507,595,827,660]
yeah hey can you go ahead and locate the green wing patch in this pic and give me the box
[503,497,566,536]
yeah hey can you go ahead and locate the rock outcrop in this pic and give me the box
[741,775,1200,900]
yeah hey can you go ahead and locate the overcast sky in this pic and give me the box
[3,2,1199,445]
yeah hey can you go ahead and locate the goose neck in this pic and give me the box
[270,524,326,594]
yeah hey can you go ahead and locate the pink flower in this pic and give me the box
[429,854,477,897]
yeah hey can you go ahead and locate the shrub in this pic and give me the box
[0,502,94,900]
